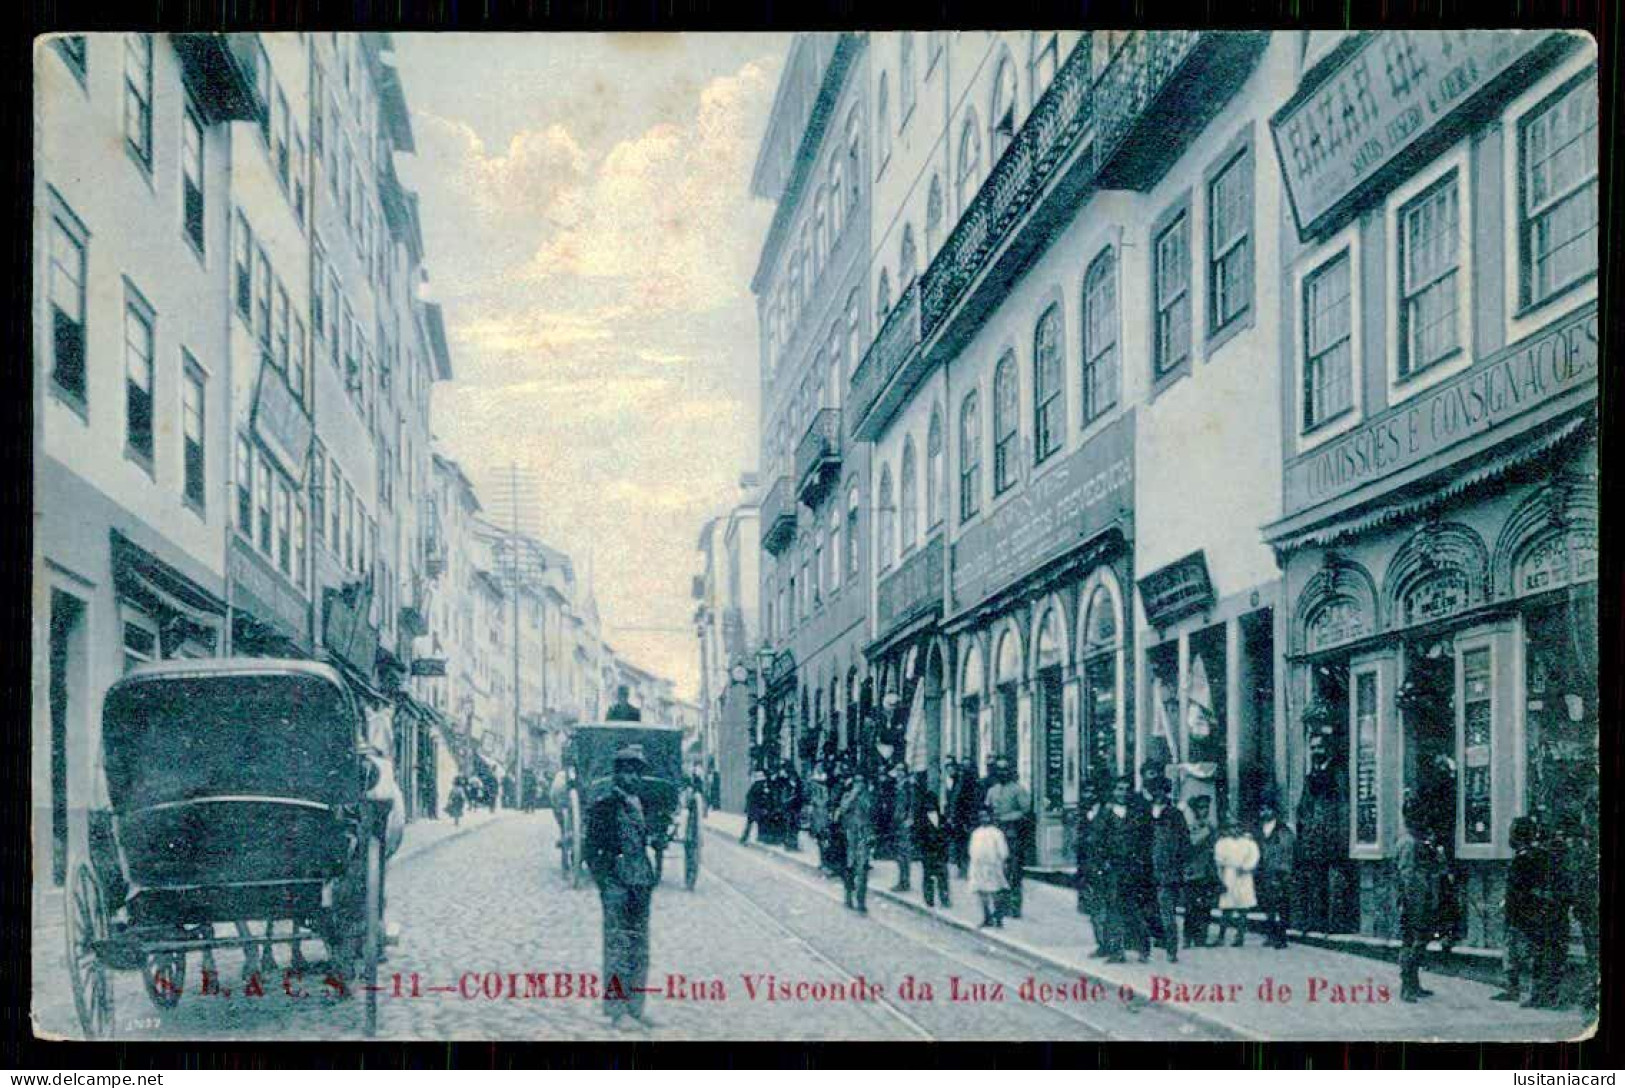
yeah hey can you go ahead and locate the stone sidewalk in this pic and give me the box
[705,810,1594,1043]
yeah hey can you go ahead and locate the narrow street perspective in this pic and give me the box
[32,29,1599,1044]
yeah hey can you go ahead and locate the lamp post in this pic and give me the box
[755,645,775,773]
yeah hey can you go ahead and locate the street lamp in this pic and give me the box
[755,646,775,772]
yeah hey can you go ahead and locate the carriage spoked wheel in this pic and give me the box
[361,832,384,1038]
[142,940,186,1011]
[683,795,702,891]
[65,861,112,1039]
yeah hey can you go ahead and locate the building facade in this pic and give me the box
[32,31,469,897]
[1262,30,1598,947]
[753,32,876,774]
[34,32,247,893]
[692,493,761,772]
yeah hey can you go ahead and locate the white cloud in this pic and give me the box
[526,58,779,313]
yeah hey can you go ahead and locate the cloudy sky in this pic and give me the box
[393,34,791,702]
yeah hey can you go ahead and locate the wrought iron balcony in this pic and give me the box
[1093,31,1269,190]
[170,34,260,124]
[875,535,945,644]
[918,35,1098,343]
[848,280,922,442]
[760,476,797,557]
[795,408,843,508]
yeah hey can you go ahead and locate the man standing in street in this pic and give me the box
[948,757,981,880]
[584,744,658,1029]
[1395,798,1440,1003]
[985,757,1032,919]
[1075,781,1106,954]
[740,770,768,844]
[1100,775,1150,963]
[1182,793,1220,948]
[1256,795,1295,949]
[836,772,875,913]
[890,766,919,892]
[1147,777,1189,963]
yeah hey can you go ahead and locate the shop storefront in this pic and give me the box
[1136,552,1282,823]
[945,413,1134,868]
[1266,30,1598,948]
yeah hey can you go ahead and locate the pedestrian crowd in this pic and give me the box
[735,752,1595,1011]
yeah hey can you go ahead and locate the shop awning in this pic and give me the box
[1271,415,1592,554]
[110,529,226,631]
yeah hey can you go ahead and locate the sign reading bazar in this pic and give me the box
[952,413,1133,612]
[1286,303,1597,516]
[1271,30,1552,236]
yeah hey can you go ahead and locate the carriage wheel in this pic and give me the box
[683,796,701,891]
[142,946,186,1011]
[361,833,383,1037]
[567,788,586,890]
[65,861,112,1039]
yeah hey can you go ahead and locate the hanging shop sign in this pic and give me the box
[251,365,314,481]
[323,582,379,679]
[951,412,1133,612]
[1138,551,1215,630]
[228,535,310,650]
[1271,30,1555,236]
[1283,302,1598,517]
[767,650,797,693]
[410,657,447,677]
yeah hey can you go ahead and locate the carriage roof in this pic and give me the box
[101,657,364,813]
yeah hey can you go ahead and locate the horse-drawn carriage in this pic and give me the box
[553,722,702,891]
[64,659,394,1038]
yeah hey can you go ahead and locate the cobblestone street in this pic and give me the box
[33,811,1234,1041]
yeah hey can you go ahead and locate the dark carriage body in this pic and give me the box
[560,722,702,889]
[66,658,390,1038]
[99,659,367,923]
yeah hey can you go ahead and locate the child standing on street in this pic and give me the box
[968,807,1009,928]
[1214,820,1259,947]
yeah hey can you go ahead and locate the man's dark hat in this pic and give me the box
[613,744,648,768]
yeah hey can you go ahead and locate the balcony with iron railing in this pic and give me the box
[760,476,797,556]
[1091,31,1268,190]
[795,407,843,508]
[874,535,945,646]
[847,32,1268,441]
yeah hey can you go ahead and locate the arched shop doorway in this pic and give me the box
[993,622,1024,781]
[959,637,985,776]
[1079,576,1124,793]
[1032,602,1068,817]
[921,641,947,792]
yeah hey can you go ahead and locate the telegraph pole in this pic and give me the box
[493,463,540,809]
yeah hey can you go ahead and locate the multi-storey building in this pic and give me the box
[34,33,248,892]
[691,489,761,790]
[1262,30,1598,947]
[32,31,466,898]
[752,32,875,773]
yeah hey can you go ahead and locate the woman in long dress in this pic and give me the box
[1214,820,1260,947]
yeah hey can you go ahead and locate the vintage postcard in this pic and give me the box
[31,29,1599,1043]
